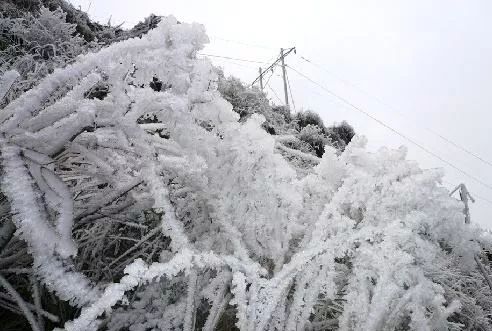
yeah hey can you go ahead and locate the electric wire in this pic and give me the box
[251,47,295,86]
[201,56,257,69]
[263,66,276,87]
[262,67,286,105]
[287,64,492,192]
[210,36,276,50]
[197,53,271,64]
[266,83,283,104]
[285,68,296,112]
[476,195,492,206]
[297,54,492,170]
[196,50,492,201]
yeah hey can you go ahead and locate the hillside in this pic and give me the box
[216,73,355,173]
[0,4,492,331]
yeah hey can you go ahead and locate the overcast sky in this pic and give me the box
[69,0,492,228]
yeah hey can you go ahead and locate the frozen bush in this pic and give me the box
[327,120,355,149]
[298,124,329,157]
[218,75,270,119]
[0,11,490,331]
[295,110,325,131]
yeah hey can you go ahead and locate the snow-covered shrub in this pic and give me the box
[0,14,491,331]
[272,105,292,123]
[0,5,89,104]
[217,74,270,119]
[0,2,162,108]
[217,73,297,136]
[298,124,328,157]
[292,110,356,157]
[326,120,355,150]
[295,110,325,131]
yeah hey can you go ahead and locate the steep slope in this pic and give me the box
[217,74,355,174]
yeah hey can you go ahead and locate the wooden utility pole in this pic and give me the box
[280,48,289,108]
[258,67,264,90]
[250,47,295,107]
[450,183,475,224]
[449,183,492,292]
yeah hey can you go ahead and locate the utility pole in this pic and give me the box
[258,67,264,90]
[450,183,475,224]
[449,183,492,292]
[251,47,295,107]
[280,48,289,108]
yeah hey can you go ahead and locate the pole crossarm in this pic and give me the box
[251,47,296,86]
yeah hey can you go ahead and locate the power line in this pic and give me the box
[287,64,492,192]
[210,36,276,51]
[262,67,285,104]
[297,54,492,170]
[198,53,271,65]
[199,50,492,204]
[264,67,277,87]
[285,68,296,112]
[251,47,295,86]
[429,130,492,169]
[203,56,258,69]
[476,195,492,206]
[266,83,283,104]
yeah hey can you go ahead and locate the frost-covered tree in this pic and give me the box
[0,5,88,103]
[326,120,355,150]
[217,73,294,136]
[0,2,162,108]
[218,74,269,119]
[0,14,491,331]
[298,124,328,157]
[294,111,355,152]
[295,110,325,130]
[216,74,353,164]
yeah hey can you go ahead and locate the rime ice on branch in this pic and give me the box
[0,15,491,331]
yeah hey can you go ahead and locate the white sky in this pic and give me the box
[69,0,492,227]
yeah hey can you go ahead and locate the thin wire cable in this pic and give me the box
[251,47,295,86]
[262,67,283,104]
[263,66,277,90]
[287,64,492,192]
[263,68,290,107]
[285,68,296,112]
[251,55,282,87]
[198,53,270,64]
[200,56,257,69]
[429,130,492,168]
[476,195,492,206]
[254,55,283,90]
[298,54,492,170]
[210,36,276,50]
[266,83,283,104]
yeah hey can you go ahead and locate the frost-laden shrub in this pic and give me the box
[295,110,325,131]
[218,75,269,119]
[217,74,295,135]
[0,6,88,105]
[0,16,491,331]
[326,120,355,150]
[272,105,292,123]
[0,3,160,109]
[298,124,328,157]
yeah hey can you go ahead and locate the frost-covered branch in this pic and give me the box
[0,11,490,331]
